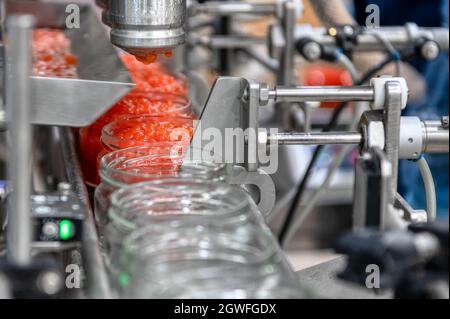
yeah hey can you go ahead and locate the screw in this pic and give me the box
[421,41,440,61]
[38,270,62,296]
[57,182,72,195]
[302,41,322,61]
[259,84,271,106]
[441,116,449,129]
[343,25,355,36]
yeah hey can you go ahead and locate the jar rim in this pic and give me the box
[99,146,228,188]
[121,91,192,115]
[101,115,194,151]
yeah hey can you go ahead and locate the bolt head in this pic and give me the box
[421,41,440,60]
[57,182,72,193]
[441,116,449,129]
[343,25,355,36]
[259,84,271,106]
[303,42,322,61]
[38,271,62,296]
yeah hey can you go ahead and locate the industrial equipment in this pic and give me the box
[0,0,448,300]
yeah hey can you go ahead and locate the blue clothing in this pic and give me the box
[355,0,449,218]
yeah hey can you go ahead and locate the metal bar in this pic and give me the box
[384,82,403,212]
[271,86,375,102]
[270,131,362,146]
[193,35,267,49]
[278,0,297,85]
[192,2,276,16]
[302,26,449,52]
[57,127,112,299]
[422,120,450,154]
[5,15,35,267]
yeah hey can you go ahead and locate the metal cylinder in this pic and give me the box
[194,35,266,49]
[191,1,276,16]
[271,86,374,102]
[102,0,186,55]
[5,15,35,267]
[297,26,449,53]
[270,132,363,146]
[422,120,449,154]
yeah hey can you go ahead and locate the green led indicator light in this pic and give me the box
[59,219,74,241]
[118,272,131,287]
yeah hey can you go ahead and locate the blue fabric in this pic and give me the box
[355,0,449,218]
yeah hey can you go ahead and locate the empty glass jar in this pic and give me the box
[105,179,266,254]
[113,221,302,299]
[95,146,230,228]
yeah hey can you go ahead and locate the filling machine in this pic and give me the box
[0,0,449,299]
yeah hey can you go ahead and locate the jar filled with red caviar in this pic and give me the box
[78,93,192,186]
[101,115,194,152]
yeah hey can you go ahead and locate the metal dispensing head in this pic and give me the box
[100,0,187,61]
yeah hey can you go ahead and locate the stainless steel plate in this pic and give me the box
[5,0,134,127]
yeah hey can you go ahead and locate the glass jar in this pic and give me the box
[105,180,266,254]
[94,146,229,229]
[113,222,302,299]
[100,115,194,153]
[79,93,192,187]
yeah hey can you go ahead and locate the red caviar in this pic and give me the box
[120,54,188,96]
[134,50,173,65]
[32,29,78,78]
[79,54,192,186]
[79,94,191,186]
[102,116,194,151]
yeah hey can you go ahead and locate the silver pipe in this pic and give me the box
[271,86,374,102]
[278,0,297,86]
[310,27,449,52]
[203,35,266,49]
[270,132,362,146]
[191,2,276,16]
[0,0,6,129]
[5,15,35,266]
[422,120,449,154]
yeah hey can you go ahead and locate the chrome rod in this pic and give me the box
[5,15,35,266]
[422,120,450,154]
[271,86,375,102]
[270,132,363,146]
[192,2,276,16]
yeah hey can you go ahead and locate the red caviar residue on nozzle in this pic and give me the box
[134,50,173,65]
